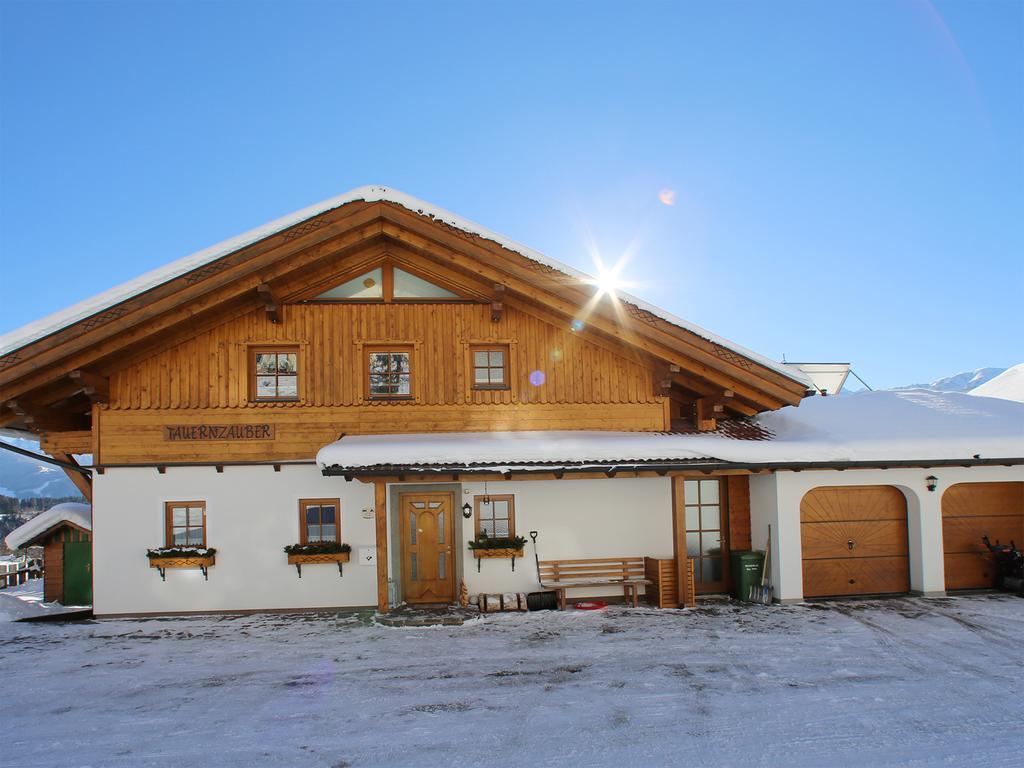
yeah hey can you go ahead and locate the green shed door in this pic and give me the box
[63,541,93,605]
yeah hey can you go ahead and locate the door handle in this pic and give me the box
[847,539,855,551]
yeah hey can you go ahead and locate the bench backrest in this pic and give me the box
[538,557,645,583]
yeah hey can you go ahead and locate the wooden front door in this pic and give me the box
[942,482,1024,590]
[399,492,455,604]
[801,486,909,598]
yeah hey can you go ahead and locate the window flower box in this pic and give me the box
[284,542,351,577]
[471,548,525,559]
[468,536,527,571]
[146,547,217,581]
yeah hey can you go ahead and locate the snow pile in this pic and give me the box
[5,502,91,550]
[0,186,808,387]
[318,390,1024,470]
[969,363,1024,403]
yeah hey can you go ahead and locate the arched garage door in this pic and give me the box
[942,482,1024,590]
[801,486,910,598]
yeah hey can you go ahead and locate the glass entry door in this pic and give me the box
[684,479,729,593]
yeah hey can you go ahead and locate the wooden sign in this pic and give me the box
[164,424,275,441]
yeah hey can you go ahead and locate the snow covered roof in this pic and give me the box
[969,363,1024,404]
[5,503,91,550]
[317,390,1024,472]
[0,186,808,387]
[317,430,719,472]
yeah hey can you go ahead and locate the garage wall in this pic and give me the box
[753,465,1024,603]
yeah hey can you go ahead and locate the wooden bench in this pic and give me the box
[539,557,651,609]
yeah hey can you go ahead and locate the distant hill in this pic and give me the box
[969,364,1024,403]
[0,438,85,499]
[895,367,1007,394]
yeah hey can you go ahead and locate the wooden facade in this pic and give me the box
[1,196,808,471]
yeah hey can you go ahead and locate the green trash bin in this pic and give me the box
[731,550,765,602]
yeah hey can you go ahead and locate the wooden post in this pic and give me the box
[670,476,689,607]
[374,480,389,614]
[57,453,92,503]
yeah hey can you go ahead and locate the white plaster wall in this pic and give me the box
[753,465,1024,603]
[93,466,378,616]
[456,477,673,600]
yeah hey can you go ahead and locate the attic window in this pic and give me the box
[315,268,384,300]
[313,263,461,302]
[392,268,459,299]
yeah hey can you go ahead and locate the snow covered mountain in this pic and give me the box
[897,367,1008,393]
[969,363,1024,403]
[0,439,83,499]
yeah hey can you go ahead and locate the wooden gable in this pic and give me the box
[0,194,809,459]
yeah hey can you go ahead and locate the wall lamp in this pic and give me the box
[926,475,938,493]
[462,502,473,519]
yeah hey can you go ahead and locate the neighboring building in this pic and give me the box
[0,553,40,588]
[5,503,92,604]
[0,186,1020,617]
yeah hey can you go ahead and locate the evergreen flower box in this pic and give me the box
[283,542,351,577]
[468,536,527,570]
[146,547,217,580]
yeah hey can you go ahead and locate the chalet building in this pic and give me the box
[0,186,1021,616]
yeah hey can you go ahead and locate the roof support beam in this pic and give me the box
[68,369,109,404]
[4,399,89,432]
[257,284,280,324]
[491,284,506,323]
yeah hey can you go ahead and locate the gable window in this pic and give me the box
[299,499,340,543]
[316,268,384,300]
[471,345,508,389]
[313,262,462,302]
[366,347,413,399]
[251,346,299,401]
[165,501,206,547]
[475,495,515,538]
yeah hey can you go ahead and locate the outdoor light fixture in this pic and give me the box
[926,475,938,492]
[462,502,472,519]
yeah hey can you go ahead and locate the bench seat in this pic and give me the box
[538,557,652,609]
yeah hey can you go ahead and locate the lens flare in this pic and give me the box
[658,188,676,206]
[529,370,546,387]
[570,319,584,332]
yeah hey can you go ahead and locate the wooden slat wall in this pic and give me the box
[43,538,62,603]
[727,475,752,551]
[108,303,659,410]
[98,401,665,463]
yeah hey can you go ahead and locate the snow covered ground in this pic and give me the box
[2,595,1023,767]
[0,579,86,622]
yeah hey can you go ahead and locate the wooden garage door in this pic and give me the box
[801,486,909,598]
[942,482,1024,590]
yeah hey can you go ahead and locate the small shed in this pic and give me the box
[5,503,92,605]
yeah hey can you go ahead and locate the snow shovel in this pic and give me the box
[749,525,774,605]
[530,531,540,582]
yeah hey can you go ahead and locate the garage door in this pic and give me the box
[801,486,909,598]
[942,482,1024,590]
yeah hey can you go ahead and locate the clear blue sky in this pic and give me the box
[1,0,1021,389]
